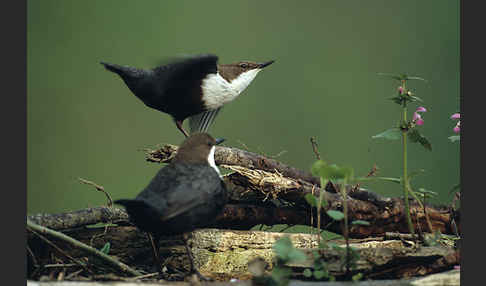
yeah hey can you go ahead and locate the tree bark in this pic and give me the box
[145,144,321,186]
[27,227,459,282]
[28,168,458,238]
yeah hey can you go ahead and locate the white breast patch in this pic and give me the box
[207,146,221,178]
[201,69,261,110]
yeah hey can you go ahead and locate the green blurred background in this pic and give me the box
[27,0,460,215]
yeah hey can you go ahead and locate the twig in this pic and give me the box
[236,139,251,151]
[27,244,39,267]
[28,228,91,273]
[65,269,84,280]
[310,137,321,160]
[78,177,113,207]
[89,224,109,247]
[43,264,78,268]
[384,232,416,241]
[128,272,159,281]
[310,185,315,237]
[366,163,379,178]
[27,219,142,277]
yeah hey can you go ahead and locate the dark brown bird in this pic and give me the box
[115,133,227,279]
[101,54,274,137]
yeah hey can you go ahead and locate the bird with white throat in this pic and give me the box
[101,54,274,137]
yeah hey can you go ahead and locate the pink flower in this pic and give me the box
[413,106,427,126]
[398,86,404,94]
[451,112,460,133]
[416,106,427,112]
[453,121,460,133]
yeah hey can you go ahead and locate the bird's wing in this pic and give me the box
[137,163,224,222]
[155,54,218,92]
[188,107,222,134]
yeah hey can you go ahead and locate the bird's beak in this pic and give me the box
[258,60,275,69]
[215,138,225,145]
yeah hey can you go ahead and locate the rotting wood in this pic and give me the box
[28,207,129,231]
[27,169,458,238]
[27,227,459,282]
[144,144,459,237]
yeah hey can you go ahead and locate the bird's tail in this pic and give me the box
[100,62,131,76]
[188,107,221,134]
[100,62,152,96]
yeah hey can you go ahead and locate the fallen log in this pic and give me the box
[28,169,458,238]
[27,227,459,282]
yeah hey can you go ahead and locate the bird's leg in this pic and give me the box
[175,120,190,138]
[147,233,164,274]
[182,233,211,281]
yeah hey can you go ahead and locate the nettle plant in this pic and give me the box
[449,112,460,142]
[372,73,431,236]
[304,161,369,281]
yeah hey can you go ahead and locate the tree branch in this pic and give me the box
[27,219,142,277]
[146,144,322,186]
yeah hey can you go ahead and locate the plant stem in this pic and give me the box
[401,81,415,235]
[342,178,350,276]
[317,177,327,245]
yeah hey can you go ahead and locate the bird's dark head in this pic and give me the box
[217,60,275,93]
[173,133,225,166]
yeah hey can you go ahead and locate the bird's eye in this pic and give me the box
[239,63,248,68]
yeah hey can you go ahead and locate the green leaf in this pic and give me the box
[271,266,292,284]
[303,268,313,278]
[273,237,306,263]
[448,135,460,142]
[408,129,432,151]
[377,72,405,81]
[372,128,402,140]
[311,160,327,177]
[304,193,317,207]
[405,75,427,82]
[311,161,353,181]
[318,193,328,208]
[358,176,401,184]
[313,270,328,279]
[321,231,343,242]
[352,273,364,281]
[417,188,437,196]
[288,248,307,263]
[377,73,427,82]
[388,95,404,105]
[326,210,344,221]
[327,242,341,251]
[273,237,293,261]
[100,242,111,254]
[409,95,423,102]
[341,167,354,180]
[352,220,370,226]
